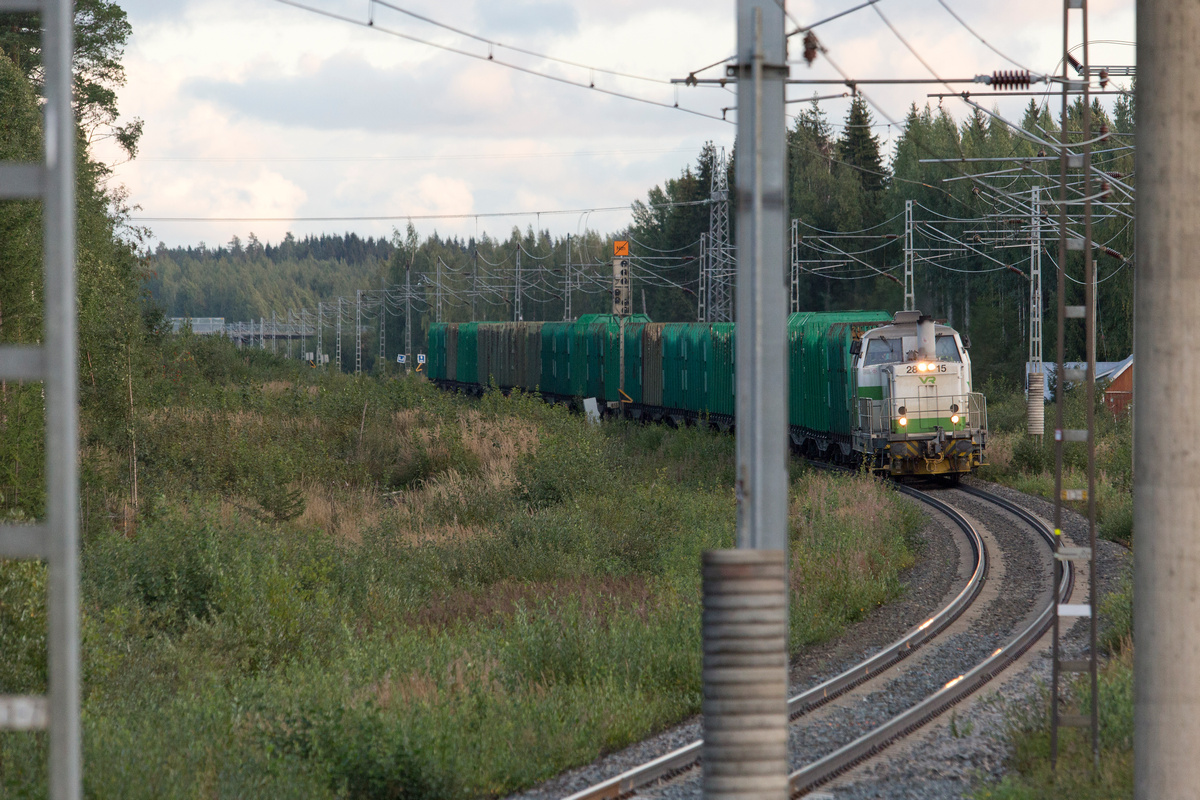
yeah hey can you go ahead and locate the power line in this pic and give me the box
[370,0,669,86]
[134,198,713,223]
[271,0,730,123]
[137,146,699,164]
[934,0,1031,72]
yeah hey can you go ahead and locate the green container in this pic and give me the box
[661,323,692,409]
[643,324,665,407]
[540,322,572,396]
[457,322,479,385]
[706,323,736,417]
[428,323,446,380]
[788,311,891,435]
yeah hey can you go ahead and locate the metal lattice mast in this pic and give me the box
[336,298,343,371]
[514,248,523,321]
[563,235,572,321]
[1029,187,1043,369]
[355,290,362,376]
[404,267,412,370]
[0,2,80,796]
[708,147,734,322]
[378,291,386,368]
[435,258,443,324]
[903,199,915,312]
[697,232,708,322]
[272,311,277,354]
[789,219,799,313]
[472,246,479,322]
[316,304,323,365]
[1050,0,1100,773]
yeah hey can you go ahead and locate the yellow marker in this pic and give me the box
[1054,528,1062,536]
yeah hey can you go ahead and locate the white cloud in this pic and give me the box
[100,0,1135,248]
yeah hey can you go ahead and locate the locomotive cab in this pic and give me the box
[852,310,986,477]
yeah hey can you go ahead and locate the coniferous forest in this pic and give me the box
[147,92,1135,388]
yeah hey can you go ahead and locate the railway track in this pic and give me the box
[558,482,1069,800]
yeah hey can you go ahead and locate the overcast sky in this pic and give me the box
[101,0,1136,249]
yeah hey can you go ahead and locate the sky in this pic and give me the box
[99,0,1137,249]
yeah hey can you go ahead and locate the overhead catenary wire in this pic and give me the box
[271,0,730,123]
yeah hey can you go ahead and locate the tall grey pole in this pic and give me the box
[45,0,79,795]
[701,5,788,800]
[734,0,788,553]
[317,304,323,366]
[336,298,343,371]
[1135,1,1200,796]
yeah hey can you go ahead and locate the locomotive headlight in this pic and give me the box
[951,414,960,424]
[917,362,928,372]
[899,416,908,427]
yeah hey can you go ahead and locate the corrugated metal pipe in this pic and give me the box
[1027,372,1045,436]
[702,549,789,800]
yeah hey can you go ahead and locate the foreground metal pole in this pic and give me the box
[702,3,788,800]
[1134,1,1200,796]
[45,0,80,795]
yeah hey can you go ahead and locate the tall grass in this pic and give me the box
[970,381,1134,798]
[0,338,923,799]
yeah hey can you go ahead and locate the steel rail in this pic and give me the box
[787,484,1072,796]
[559,483,988,800]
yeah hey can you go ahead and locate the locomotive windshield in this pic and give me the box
[862,333,962,365]
[863,337,903,366]
[936,335,962,362]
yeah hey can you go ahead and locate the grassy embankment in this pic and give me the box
[972,381,1133,799]
[0,336,920,799]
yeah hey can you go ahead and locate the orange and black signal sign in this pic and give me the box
[613,240,629,256]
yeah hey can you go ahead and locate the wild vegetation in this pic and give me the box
[972,381,1133,798]
[1,338,922,798]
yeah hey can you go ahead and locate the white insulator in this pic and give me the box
[1027,372,1045,436]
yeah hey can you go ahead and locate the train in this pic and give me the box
[427,309,987,478]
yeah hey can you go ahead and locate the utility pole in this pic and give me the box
[564,234,573,321]
[355,289,362,376]
[272,311,277,354]
[789,219,799,314]
[317,303,323,367]
[379,288,386,370]
[287,310,294,359]
[336,298,343,372]
[514,248,522,321]
[437,259,444,324]
[708,147,734,322]
[701,5,788,800]
[1050,0,1100,774]
[405,265,413,371]
[1027,186,1044,437]
[0,1,80,795]
[903,199,915,312]
[1135,2,1200,797]
[472,246,478,322]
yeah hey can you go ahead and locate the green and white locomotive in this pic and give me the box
[852,310,986,477]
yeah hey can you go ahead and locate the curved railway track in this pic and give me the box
[558,482,1069,800]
